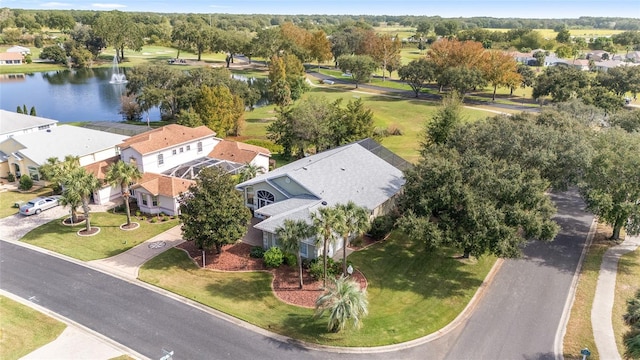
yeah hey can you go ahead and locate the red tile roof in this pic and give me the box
[0,52,23,61]
[133,172,195,197]
[208,140,270,164]
[119,124,216,155]
[83,156,120,180]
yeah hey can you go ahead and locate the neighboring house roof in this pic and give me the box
[571,59,590,67]
[84,156,120,181]
[0,110,58,136]
[238,139,408,232]
[0,53,23,61]
[4,125,128,166]
[133,172,195,197]
[208,140,271,164]
[595,60,636,69]
[119,124,216,155]
[6,45,30,53]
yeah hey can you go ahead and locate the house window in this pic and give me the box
[186,145,191,151]
[197,141,203,153]
[256,190,275,208]
[300,243,308,258]
[38,125,50,130]
[129,157,137,166]
[152,196,158,207]
[179,147,184,153]
[246,186,254,205]
[142,195,148,206]
[158,153,164,166]
[172,149,177,155]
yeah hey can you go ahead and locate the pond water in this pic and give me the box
[0,68,161,123]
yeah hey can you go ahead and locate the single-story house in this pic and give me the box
[0,110,58,140]
[131,172,195,215]
[235,138,410,259]
[0,124,128,181]
[6,45,30,55]
[569,59,590,71]
[0,52,23,65]
[587,50,609,61]
[594,60,640,72]
[626,51,640,63]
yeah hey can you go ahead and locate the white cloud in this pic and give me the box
[40,2,72,7]
[92,3,127,8]
[209,5,231,9]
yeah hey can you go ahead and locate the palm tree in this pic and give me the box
[314,275,368,333]
[63,168,100,233]
[276,219,313,289]
[39,155,80,189]
[105,160,142,226]
[311,206,344,288]
[239,163,265,183]
[336,202,370,276]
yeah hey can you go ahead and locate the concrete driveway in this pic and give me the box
[0,206,70,242]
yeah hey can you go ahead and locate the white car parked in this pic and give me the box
[19,196,61,216]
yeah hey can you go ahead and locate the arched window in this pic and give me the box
[256,190,275,208]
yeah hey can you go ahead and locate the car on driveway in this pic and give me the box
[19,196,62,216]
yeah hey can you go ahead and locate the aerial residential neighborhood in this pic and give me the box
[0,2,639,360]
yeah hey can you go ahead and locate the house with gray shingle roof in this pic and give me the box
[236,139,409,259]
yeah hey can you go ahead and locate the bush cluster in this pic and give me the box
[19,174,33,191]
[368,214,396,240]
[306,257,344,280]
[263,247,284,268]
[249,246,265,258]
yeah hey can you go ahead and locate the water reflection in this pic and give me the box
[0,68,160,122]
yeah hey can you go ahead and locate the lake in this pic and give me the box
[0,68,161,123]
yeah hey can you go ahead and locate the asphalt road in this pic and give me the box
[0,190,592,360]
[442,190,594,360]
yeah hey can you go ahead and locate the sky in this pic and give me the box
[1,0,639,19]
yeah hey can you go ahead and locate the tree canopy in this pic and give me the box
[179,167,251,253]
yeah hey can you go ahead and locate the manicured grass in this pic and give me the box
[241,84,490,163]
[563,222,616,360]
[0,187,54,219]
[139,232,496,346]
[613,245,640,355]
[21,212,179,261]
[0,296,66,360]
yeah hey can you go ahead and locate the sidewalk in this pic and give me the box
[592,235,640,359]
[88,225,184,279]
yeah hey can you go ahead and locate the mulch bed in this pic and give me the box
[177,241,368,308]
[77,227,100,236]
[62,216,86,226]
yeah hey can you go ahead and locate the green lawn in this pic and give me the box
[613,246,640,355]
[241,85,490,163]
[139,232,496,346]
[21,212,179,261]
[0,296,66,360]
[0,187,55,219]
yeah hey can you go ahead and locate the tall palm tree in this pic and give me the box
[63,168,100,233]
[336,202,370,276]
[105,160,142,226]
[276,219,313,289]
[314,275,368,333]
[311,206,344,288]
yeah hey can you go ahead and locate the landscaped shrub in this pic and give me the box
[150,217,157,223]
[249,246,265,258]
[308,257,341,280]
[386,125,403,136]
[263,247,284,268]
[7,173,15,182]
[368,215,395,240]
[243,139,283,154]
[283,252,297,267]
[19,174,33,191]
